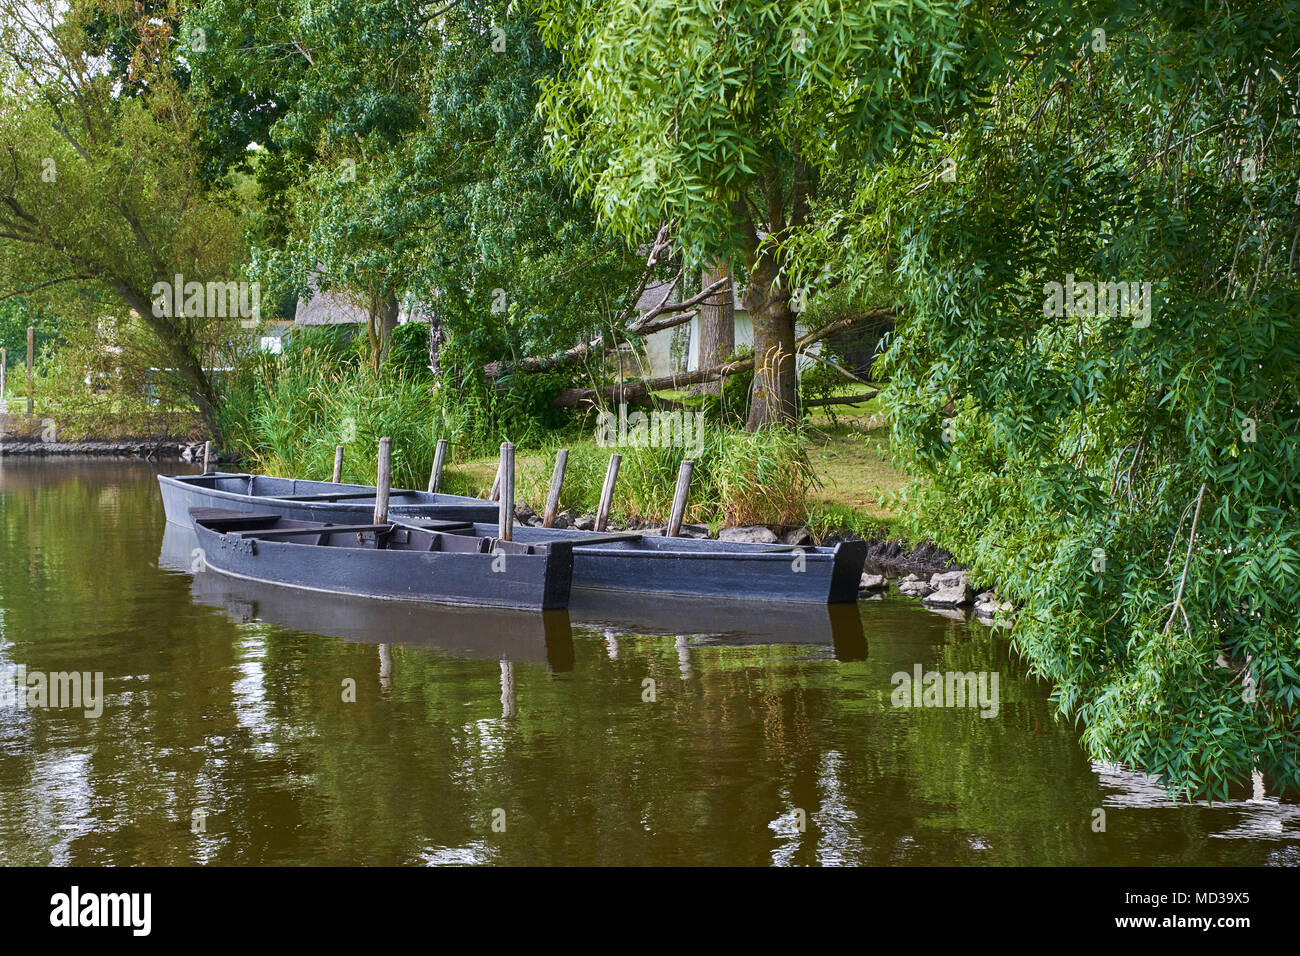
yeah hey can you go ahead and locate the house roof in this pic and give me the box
[293,279,369,326]
[636,278,744,312]
[293,269,436,326]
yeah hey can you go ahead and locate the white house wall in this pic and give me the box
[643,312,817,379]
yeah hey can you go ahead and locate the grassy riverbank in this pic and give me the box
[441,394,906,540]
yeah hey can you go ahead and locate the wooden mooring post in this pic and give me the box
[374,437,392,525]
[497,441,515,541]
[542,448,568,528]
[595,453,621,533]
[332,445,344,483]
[202,441,212,475]
[427,438,448,494]
[666,459,694,537]
[1,346,7,400]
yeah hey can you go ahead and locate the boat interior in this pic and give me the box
[193,510,555,555]
[462,521,835,556]
[174,472,435,503]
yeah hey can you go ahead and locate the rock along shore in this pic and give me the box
[512,502,1014,622]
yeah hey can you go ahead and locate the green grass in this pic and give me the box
[449,389,910,540]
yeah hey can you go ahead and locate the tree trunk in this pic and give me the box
[428,308,445,380]
[114,280,224,442]
[694,259,733,395]
[371,290,401,370]
[742,262,797,430]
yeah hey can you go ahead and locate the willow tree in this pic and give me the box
[0,0,247,438]
[805,0,1300,799]
[532,0,981,429]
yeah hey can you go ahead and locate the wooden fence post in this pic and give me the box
[498,442,515,541]
[543,448,568,528]
[428,438,448,494]
[374,437,392,524]
[667,459,695,537]
[595,453,621,533]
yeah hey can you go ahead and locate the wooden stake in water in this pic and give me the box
[202,440,212,475]
[332,445,344,483]
[542,448,568,528]
[1,346,7,400]
[489,460,502,502]
[497,442,515,541]
[428,438,448,494]
[595,453,622,533]
[26,326,34,415]
[667,459,695,537]
[374,437,392,525]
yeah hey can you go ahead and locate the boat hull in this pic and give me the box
[159,472,498,526]
[470,523,866,604]
[191,510,573,611]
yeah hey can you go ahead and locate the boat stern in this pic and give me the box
[827,539,869,603]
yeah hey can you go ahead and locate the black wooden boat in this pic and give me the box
[190,508,574,610]
[158,471,498,526]
[160,522,573,664]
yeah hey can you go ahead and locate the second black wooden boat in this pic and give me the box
[395,519,867,604]
[190,508,574,610]
[159,471,498,526]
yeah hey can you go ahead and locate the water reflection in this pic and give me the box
[0,458,1295,866]
[1095,761,1300,842]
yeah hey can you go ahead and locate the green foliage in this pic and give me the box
[0,298,69,366]
[816,0,1300,799]
[191,0,645,391]
[507,425,816,527]
[804,503,898,543]
[697,359,754,429]
[219,349,440,488]
[19,315,201,439]
[382,321,432,380]
[284,324,363,367]
[531,0,978,263]
[797,360,843,423]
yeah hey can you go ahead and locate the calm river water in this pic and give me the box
[0,459,1296,866]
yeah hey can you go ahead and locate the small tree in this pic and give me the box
[0,0,250,438]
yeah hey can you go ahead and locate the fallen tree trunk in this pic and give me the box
[803,392,879,407]
[482,275,731,380]
[551,354,756,407]
[550,307,895,408]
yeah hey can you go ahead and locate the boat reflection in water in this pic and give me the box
[160,523,574,670]
[567,590,867,661]
[160,523,867,665]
